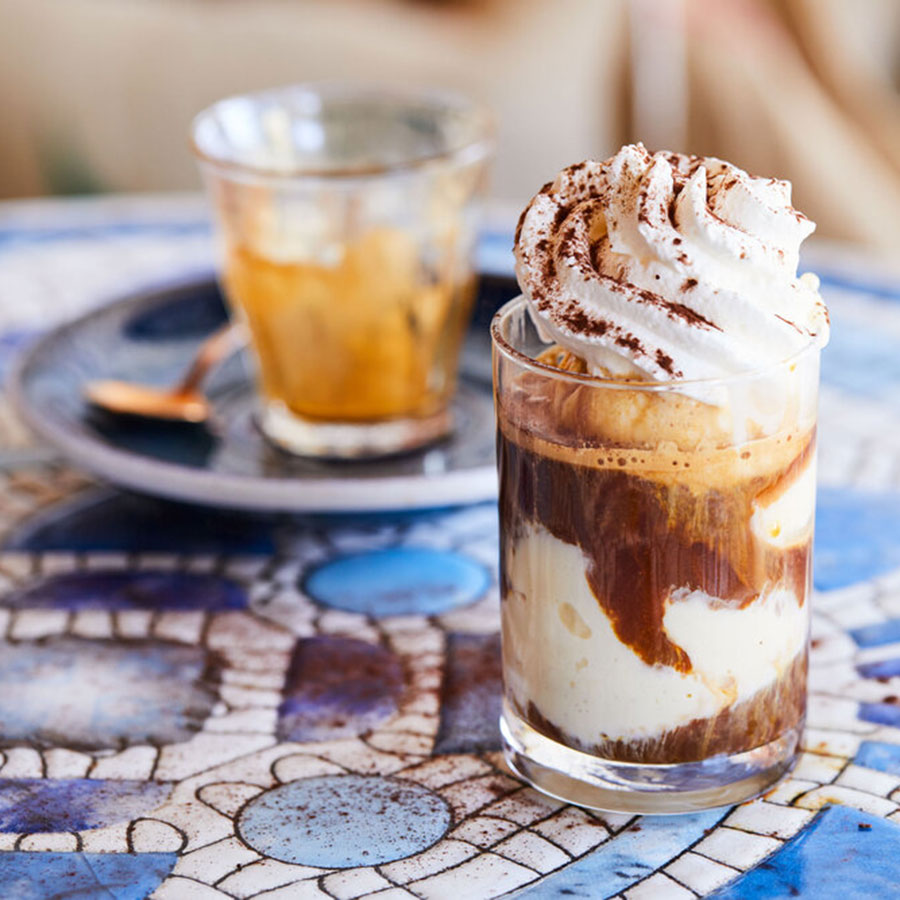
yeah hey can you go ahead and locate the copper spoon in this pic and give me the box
[85,322,246,423]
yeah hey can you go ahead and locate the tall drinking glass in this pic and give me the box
[492,296,822,813]
[192,84,493,458]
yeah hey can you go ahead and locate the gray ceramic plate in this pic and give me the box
[12,274,516,512]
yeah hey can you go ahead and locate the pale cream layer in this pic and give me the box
[503,523,808,745]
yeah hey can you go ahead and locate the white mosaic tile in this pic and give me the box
[38,552,79,576]
[763,777,820,806]
[795,785,899,817]
[272,754,347,784]
[364,889,420,900]
[0,834,17,852]
[90,745,158,780]
[130,818,187,853]
[321,868,394,900]
[409,852,539,899]
[806,695,876,733]
[492,829,570,873]
[154,611,206,645]
[9,609,68,640]
[82,553,129,571]
[724,800,814,839]
[70,609,114,639]
[135,553,180,571]
[439,775,523,820]
[204,708,277,735]
[43,747,92,778]
[448,815,521,849]
[801,728,863,758]
[379,837,480,883]
[79,821,130,853]
[152,876,232,898]
[436,602,501,635]
[220,669,287,691]
[531,807,610,856]
[155,734,276,782]
[308,739,420,776]
[836,763,900,796]
[807,631,857,664]
[114,609,154,639]
[791,751,847,783]
[1,747,44,778]
[207,612,296,652]
[368,732,433,756]
[398,755,493,790]
[151,800,237,853]
[623,871,697,900]
[17,833,79,852]
[173,836,261,883]
[252,880,331,899]
[217,860,325,898]
[479,788,566,826]
[388,630,444,656]
[196,782,266,818]
[219,684,282,709]
[378,615,429,634]
[0,553,34,581]
[381,714,437,737]
[693,827,781,870]
[665,852,740,894]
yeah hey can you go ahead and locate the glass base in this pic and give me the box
[501,703,800,814]
[259,401,453,459]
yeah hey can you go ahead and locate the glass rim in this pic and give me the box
[491,295,824,391]
[189,81,495,182]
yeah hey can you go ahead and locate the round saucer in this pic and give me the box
[12,274,515,512]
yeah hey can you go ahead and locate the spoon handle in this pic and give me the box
[176,322,247,395]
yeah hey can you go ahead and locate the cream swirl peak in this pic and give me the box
[514,144,830,381]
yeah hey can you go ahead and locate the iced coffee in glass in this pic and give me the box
[192,85,492,458]
[493,145,829,812]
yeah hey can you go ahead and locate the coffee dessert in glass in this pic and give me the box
[492,145,829,812]
[192,85,492,458]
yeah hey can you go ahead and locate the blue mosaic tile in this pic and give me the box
[0,851,177,900]
[709,805,900,899]
[303,547,490,617]
[820,314,900,403]
[850,619,900,649]
[853,741,900,776]
[0,638,218,749]
[433,632,502,755]
[512,811,725,898]
[5,490,277,554]
[4,571,246,612]
[277,636,403,742]
[856,657,900,679]
[857,701,900,728]
[0,779,171,832]
[815,487,900,591]
[237,775,450,867]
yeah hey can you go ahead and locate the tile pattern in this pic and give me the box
[1,199,900,898]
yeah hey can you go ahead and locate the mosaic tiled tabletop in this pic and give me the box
[1,196,900,899]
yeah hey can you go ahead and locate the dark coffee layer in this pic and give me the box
[519,650,807,764]
[498,428,813,673]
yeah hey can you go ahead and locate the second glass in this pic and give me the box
[192,84,493,458]
[493,297,822,813]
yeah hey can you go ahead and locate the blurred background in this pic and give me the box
[1,0,899,249]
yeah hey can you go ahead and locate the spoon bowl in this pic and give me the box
[84,323,244,424]
[85,381,211,423]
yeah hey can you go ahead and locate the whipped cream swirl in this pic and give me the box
[514,144,829,382]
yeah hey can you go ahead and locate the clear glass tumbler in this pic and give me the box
[191,84,493,458]
[492,296,822,813]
